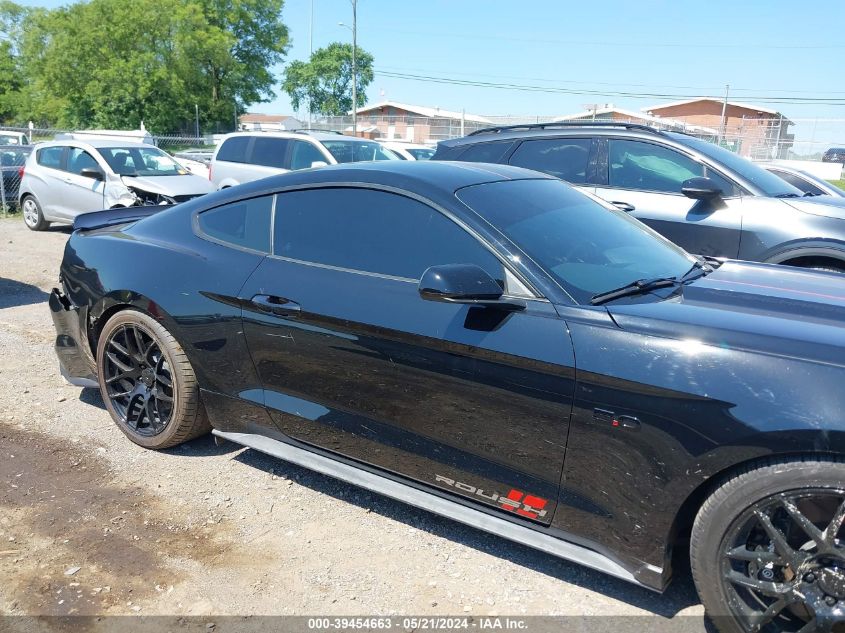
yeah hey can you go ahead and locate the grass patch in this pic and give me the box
[827,179,845,190]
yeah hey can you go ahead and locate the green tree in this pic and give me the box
[10,0,289,132]
[0,1,28,122]
[283,42,374,116]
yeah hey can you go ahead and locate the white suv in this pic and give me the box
[210,131,398,189]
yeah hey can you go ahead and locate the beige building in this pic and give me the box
[643,98,793,158]
[354,101,492,144]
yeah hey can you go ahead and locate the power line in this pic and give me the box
[375,64,845,96]
[374,69,845,106]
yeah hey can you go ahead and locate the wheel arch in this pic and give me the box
[88,292,183,357]
[665,448,845,569]
[763,242,845,267]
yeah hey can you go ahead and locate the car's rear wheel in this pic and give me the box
[96,309,210,449]
[21,195,48,231]
[691,458,845,633]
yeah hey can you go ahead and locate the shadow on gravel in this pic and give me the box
[0,277,49,308]
[231,446,705,621]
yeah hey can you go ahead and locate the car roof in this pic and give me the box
[38,139,160,149]
[438,122,687,148]
[202,160,554,204]
[220,130,376,144]
[0,144,31,151]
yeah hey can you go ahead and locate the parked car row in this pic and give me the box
[14,131,438,229]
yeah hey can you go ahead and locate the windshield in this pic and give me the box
[408,148,435,160]
[457,179,695,304]
[669,134,803,197]
[322,140,398,163]
[96,146,189,177]
[0,147,29,166]
[0,134,24,145]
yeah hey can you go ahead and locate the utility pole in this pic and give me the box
[718,84,729,146]
[351,0,357,137]
[308,0,314,129]
[340,1,358,137]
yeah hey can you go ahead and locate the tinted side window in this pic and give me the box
[198,195,273,252]
[509,138,591,183]
[608,140,738,196]
[770,170,824,196]
[36,146,64,169]
[289,140,327,170]
[251,137,291,169]
[216,137,251,163]
[67,148,99,175]
[457,141,516,164]
[274,188,504,283]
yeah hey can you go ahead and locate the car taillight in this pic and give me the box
[17,166,24,179]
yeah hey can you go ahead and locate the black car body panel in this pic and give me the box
[50,161,845,593]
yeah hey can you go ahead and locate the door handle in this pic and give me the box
[610,201,635,212]
[250,294,301,317]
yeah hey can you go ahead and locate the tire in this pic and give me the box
[96,309,210,449]
[21,195,48,231]
[691,457,845,633]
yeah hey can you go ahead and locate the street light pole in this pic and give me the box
[340,3,358,137]
[195,104,200,139]
[351,0,357,137]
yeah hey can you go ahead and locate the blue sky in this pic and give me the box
[16,0,845,126]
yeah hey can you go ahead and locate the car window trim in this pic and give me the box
[266,181,545,300]
[603,136,745,199]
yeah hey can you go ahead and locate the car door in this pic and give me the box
[593,138,744,258]
[31,145,69,219]
[239,186,575,524]
[61,147,107,217]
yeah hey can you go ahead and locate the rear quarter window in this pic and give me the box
[36,146,64,169]
[216,137,251,164]
[197,195,274,253]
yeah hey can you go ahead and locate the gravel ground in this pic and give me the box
[0,216,707,629]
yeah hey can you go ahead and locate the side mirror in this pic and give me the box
[681,177,722,200]
[310,160,328,168]
[418,264,525,311]
[79,167,104,180]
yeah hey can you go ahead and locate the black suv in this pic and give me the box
[434,123,845,272]
[823,147,845,164]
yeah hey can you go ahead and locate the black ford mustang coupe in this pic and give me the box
[51,161,845,632]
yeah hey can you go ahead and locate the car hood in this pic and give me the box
[781,195,845,218]
[121,174,215,196]
[606,261,845,367]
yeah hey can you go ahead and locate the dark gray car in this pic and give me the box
[434,122,845,272]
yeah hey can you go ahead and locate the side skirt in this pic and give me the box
[212,429,647,589]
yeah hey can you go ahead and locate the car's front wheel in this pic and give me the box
[96,309,210,449]
[691,458,845,633]
[21,195,48,231]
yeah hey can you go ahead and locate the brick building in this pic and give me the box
[555,105,718,137]
[642,99,793,158]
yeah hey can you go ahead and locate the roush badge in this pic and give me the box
[434,475,549,520]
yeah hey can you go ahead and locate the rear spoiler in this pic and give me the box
[73,204,176,231]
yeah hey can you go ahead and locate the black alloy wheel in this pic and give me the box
[102,323,175,436]
[692,459,845,633]
[96,309,210,449]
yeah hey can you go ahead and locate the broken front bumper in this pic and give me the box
[49,288,98,388]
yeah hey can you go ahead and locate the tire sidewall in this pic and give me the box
[96,310,189,449]
[692,459,845,630]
